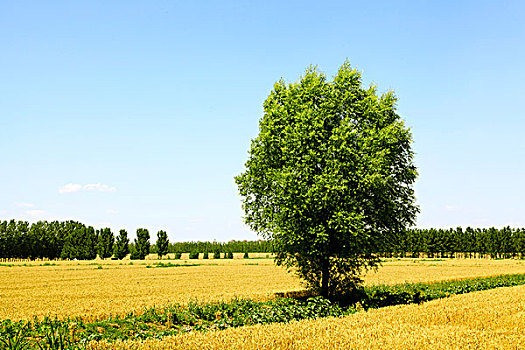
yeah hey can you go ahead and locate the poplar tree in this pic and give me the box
[96,228,115,259]
[134,228,150,260]
[113,229,129,260]
[156,230,169,259]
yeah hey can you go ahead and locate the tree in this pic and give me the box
[235,62,418,298]
[156,230,169,259]
[113,229,130,260]
[133,228,150,260]
[60,222,97,260]
[96,228,115,259]
[29,221,49,259]
[4,220,17,259]
[0,220,7,258]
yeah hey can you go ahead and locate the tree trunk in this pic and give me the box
[320,258,330,299]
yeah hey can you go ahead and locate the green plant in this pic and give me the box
[0,320,32,350]
[226,252,233,259]
[213,251,220,259]
[35,319,76,350]
[202,252,209,259]
[189,252,199,259]
[243,252,249,259]
[153,262,200,268]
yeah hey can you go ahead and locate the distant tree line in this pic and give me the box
[382,227,525,259]
[0,220,157,260]
[0,219,524,260]
[166,240,274,254]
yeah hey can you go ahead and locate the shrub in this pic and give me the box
[227,252,234,259]
[213,251,221,259]
[174,252,182,259]
[189,252,199,259]
[243,252,249,259]
[203,252,209,259]
[129,246,141,260]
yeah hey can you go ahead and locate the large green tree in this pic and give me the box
[235,62,418,298]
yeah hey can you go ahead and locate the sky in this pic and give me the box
[1,1,524,242]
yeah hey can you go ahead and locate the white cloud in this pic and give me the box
[106,209,118,214]
[84,183,117,192]
[26,209,46,218]
[59,183,117,194]
[16,202,35,208]
[59,183,83,193]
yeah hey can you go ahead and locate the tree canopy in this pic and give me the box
[235,62,418,298]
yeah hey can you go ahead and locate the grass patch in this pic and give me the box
[152,262,202,268]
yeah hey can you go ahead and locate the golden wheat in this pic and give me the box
[366,258,525,285]
[0,258,299,321]
[86,284,525,350]
[1,258,524,321]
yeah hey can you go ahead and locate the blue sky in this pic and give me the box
[1,1,524,241]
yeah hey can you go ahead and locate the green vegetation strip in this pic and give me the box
[146,262,202,268]
[2,273,525,349]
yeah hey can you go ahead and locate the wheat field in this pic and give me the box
[1,257,524,321]
[86,284,525,350]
